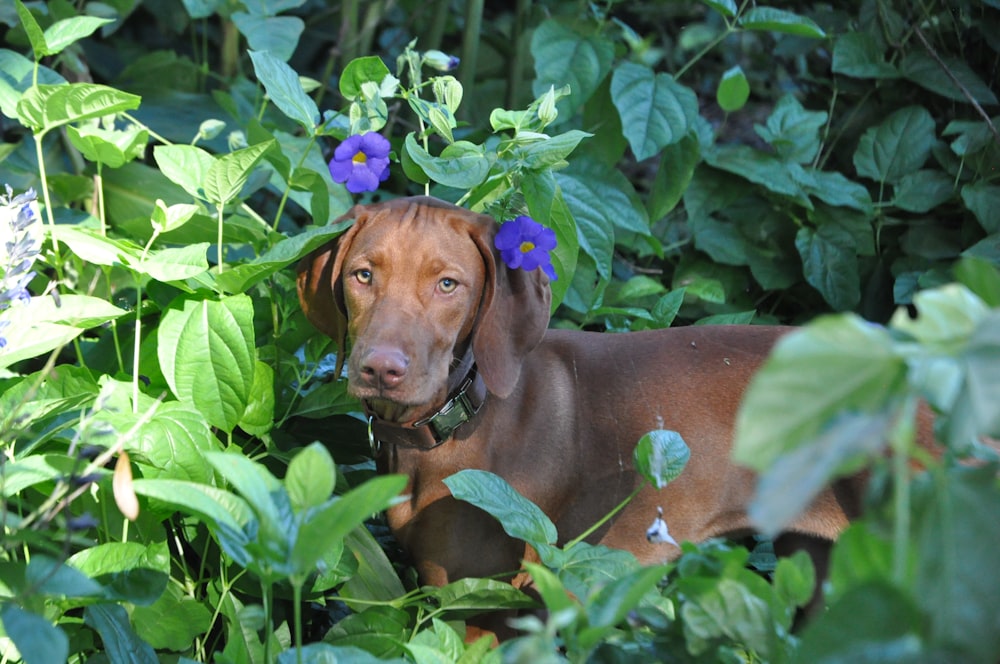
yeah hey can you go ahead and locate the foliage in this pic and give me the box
[0,0,999,662]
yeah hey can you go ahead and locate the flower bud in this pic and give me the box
[422,50,460,72]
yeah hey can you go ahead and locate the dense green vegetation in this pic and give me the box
[1,0,999,661]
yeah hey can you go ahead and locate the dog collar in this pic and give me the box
[365,365,487,451]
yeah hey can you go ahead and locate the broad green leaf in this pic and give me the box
[755,94,827,164]
[1,604,69,664]
[901,52,998,105]
[704,145,812,206]
[795,224,860,311]
[233,14,304,63]
[892,169,955,213]
[739,7,826,38]
[794,582,922,663]
[134,243,210,282]
[131,478,253,543]
[0,319,84,370]
[204,451,283,533]
[403,135,490,190]
[611,62,696,160]
[912,467,1000,661]
[0,454,91,497]
[734,315,908,471]
[49,225,140,266]
[16,83,141,134]
[69,541,170,606]
[23,555,105,599]
[2,293,125,329]
[749,410,895,536]
[66,120,148,168]
[249,49,319,129]
[84,604,158,664]
[523,562,577,615]
[124,401,219,483]
[43,16,115,56]
[531,19,615,117]
[716,66,750,113]
[339,527,407,603]
[213,220,353,294]
[157,295,256,432]
[152,200,200,234]
[679,576,778,659]
[961,181,1000,233]
[580,564,671,648]
[430,578,534,613]
[831,31,899,79]
[702,0,737,18]
[290,475,407,575]
[521,170,580,306]
[132,583,213,652]
[340,55,394,101]
[954,256,1000,307]
[286,442,336,512]
[520,130,592,170]
[153,144,216,201]
[804,170,874,214]
[853,106,935,184]
[556,542,639,602]
[443,469,558,547]
[634,430,690,489]
[0,49,66,119]
[204,140,274,206]
[773,550,815,609]
[648,133,699,221]
[239,359,275,436]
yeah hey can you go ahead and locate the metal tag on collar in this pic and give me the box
[415,375,480,443]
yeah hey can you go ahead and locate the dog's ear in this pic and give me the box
[296,206,366,377]
[469,216,552,398]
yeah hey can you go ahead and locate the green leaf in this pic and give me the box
[69,541,170,606]
[0,49,65,119]
[134,243,210,282]
[900,51,998,105]
[531,19,615,117]
[521,170,580,306]
[43,15,115,56]
[13,0,47,59]
[157,295,256,432]
[403,135,490,190]
[702,0,737,18]
[204,451,283,533]
[634,430,690,489]
[16,83,141,134]
[831,31,899,79]
[716,66,750,113]
[234,14,304,63]
[852,106,935,184]
[340,55,393,101]
[84,604,158,664]
[961,181,1000,234]
[431,578,535,613]
[704,145,812,206]
[1,604,69,664]
[580,564,671,648]
[912,467,1000,661]
[648,133,699,221]
[126,401,219,483]
[679,577,778,659]
[611,62,696,160]
[152,200,200,234]
[204,140,275,206]
[892,169,955,213]
[214,219,353,293]
[65,120,148,168]
[773,550,815,609]
[290,475,407,575]
[749,410,895,536]
[153,144,216,201]
[738,7,826,38]
[734,315,908,471]
[804,170,874,214]
[443,470,558,547]
[755,94,827,164]
[520,130,592,170]
[239,359,275,436]
[132,583,213,652]
[286,442,336,512]
[954,256,1000,307]
[795,224,860,311]
[249,49,319,130]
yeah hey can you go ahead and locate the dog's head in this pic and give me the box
[297,196,551,420]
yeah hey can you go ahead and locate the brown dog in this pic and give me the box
[297,196,862,590]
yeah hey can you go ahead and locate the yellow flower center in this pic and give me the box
[352,152,368,164]
[519,241,535,254]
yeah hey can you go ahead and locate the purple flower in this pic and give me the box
[494,215,558,281]
[328,132,391,194]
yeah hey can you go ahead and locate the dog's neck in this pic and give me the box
[364,347,487,451]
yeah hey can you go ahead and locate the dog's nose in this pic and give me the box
[359,347,409,389]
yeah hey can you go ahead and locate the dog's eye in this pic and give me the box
[354,269,372,284]
[438,277,458,293]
